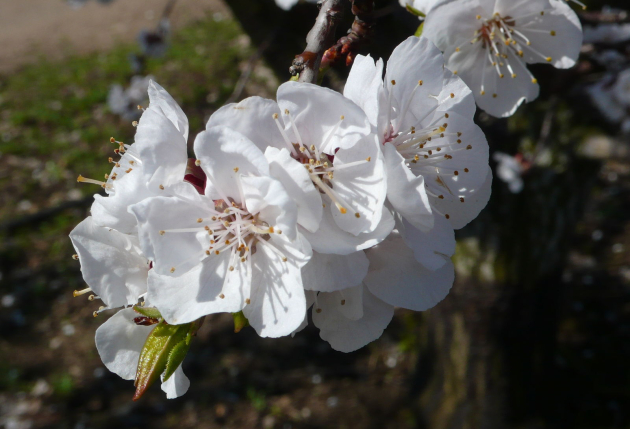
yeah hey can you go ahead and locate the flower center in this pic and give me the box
[160,195,285,279]
[272,110,370,218]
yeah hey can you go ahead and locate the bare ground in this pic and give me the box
[0,0,229,74]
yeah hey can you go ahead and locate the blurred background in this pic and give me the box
[1,0,630,428]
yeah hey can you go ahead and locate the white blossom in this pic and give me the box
[207,82,389,238]
[493,152,529,193]
[130,126,312,338]
[90,80,191,234]
[587,69,630,133]
[72,80,190,308]
[344,36,491,271]
[72,81,192,398]
[422,0,583,117]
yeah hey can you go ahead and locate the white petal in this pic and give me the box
[429,166,492,229]
[90,197,138,235]
[276,81,372,153]
[194,127,270,201]
[383,142,433,231]
[95,308,153,380]
[70,217,148,307]
[424,0,486,54]
[205,96,285,153]
[301,251,369,292]
[241,174,298,241]
[313,284,364,323]
[302,197,394,255]
[243,233,312,337]
[385,36,444,132]
[148,80,189,140]
[91,160,155,234]
[437,67,476,118]
[408,0,444,14]
[314,286,394,353]
[396,212,455,270]
[134,107,188,192]
[364,234,454,310]
[130,196,213,276]
[343,55,385,131]
[147,253,246,325]
[448,41,540,118]
[265,147,323,233]
[331,136,387,235]
[414,112,490,227]
[494,152,525,193]
[516,0,582,69]
[161,365,190,399]
[494,0,551,17]
[275,0,298,10]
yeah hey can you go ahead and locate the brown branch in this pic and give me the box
[290,0,345,83]
[321,0,375,70]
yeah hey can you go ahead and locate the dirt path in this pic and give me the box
[0,0,229,74]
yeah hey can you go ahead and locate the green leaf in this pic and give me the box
[406,4,426,18]
[414,22,425,37]
[133,305,162,321]
[162,339,191,382]
[232,311,249,333]
[132,322,191,401]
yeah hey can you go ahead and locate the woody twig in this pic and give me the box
[290,0,345,83]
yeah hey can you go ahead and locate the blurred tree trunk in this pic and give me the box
[407,155,599,428]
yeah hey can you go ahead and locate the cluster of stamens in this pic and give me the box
[76,136,143,192]
[384,79,473,219]
[271,110,370,217]
[158,183,287,303]
[454,0,586,98]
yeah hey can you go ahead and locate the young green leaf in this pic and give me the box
[133,305,163,321]
[132,322,190,401]
[232,311,250,333]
